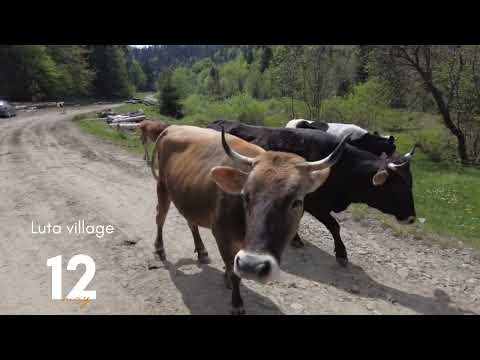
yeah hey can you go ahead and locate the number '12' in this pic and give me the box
[46,255,96,300]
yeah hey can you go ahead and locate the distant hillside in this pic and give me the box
[129,45,265,75]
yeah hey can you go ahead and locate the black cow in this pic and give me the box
[206,120,416,267]
[287,119,396,157]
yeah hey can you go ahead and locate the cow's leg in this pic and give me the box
[187,222,210,264]
[315,212,348,267]
[154,180,170,261]
[211,229,244,314]
[230,272,245,315]
[291,209,306,248]
[141,134,149,163]
[144,145,149,163]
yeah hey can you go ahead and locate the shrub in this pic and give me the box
[414,131,458,163]
[238,110,264,125]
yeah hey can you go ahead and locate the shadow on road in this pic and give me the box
[166,258,283,315]
[282,241,476,315]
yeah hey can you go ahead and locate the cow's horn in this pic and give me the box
[404,144,417,160]
[221,126,254,166]
[298,133,351,172]
[387,161,408,171]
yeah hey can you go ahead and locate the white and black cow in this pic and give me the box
[206,120,417,267]
[286,119,396,157]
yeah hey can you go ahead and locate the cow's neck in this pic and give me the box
[332,147,378,207]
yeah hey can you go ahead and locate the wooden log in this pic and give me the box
[108,122,140,129]
[110,115,146,124]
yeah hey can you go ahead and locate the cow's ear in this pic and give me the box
[373,131,380,136]
[372,170,389,186]
[210,166,248,194]
[388,136,395,143]
[307,169,331,193]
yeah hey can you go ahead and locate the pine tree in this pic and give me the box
[89,45,132,99]
[260,46,273,73]
[128,59,147,92]
[207,65,222,98]
[142,61,156,91]
[159,74,183,118]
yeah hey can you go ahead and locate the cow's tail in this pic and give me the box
[150,127,169,181]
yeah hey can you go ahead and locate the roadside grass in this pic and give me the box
[74,97,480,249]
[351,112,480,249]
[133,91,155,100]
[74,114,146,157]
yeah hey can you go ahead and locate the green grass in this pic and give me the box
[74,114,146,157]
[133,91,156,100]
[351,112,480,248]
[74,96,480,249]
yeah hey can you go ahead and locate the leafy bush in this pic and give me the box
[320,78,408,132]
[414,130,458,163]
[181,92,267,125]
[171,66,196,99]
[238,110,264,125]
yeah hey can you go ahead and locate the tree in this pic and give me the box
[371,45,480,164]
[90,45,132,99]
[271,46,303,118]
[142,60,156,91]
[159,72,183,118]
[244,46,254,65]
[207,65,223,99]
[171,66,196,99]
[220,56,249,97]
[355,45,371,84]
[0,45,60,101]
[298,46,341,120]
[47,45,94,99]
[128,59,147,92]
[260,46,273,73]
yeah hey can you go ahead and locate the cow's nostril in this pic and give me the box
[257,260,271,277]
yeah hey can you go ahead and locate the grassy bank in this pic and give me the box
[73,113,146,157]
[74,96,480,249]
[370,121,480,247]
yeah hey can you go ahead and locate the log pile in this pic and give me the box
[106,110,146,124]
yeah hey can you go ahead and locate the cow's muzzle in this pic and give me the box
[234,250,280,284]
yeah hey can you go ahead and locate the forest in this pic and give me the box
[2,45,480,165]
[131,45,480,166]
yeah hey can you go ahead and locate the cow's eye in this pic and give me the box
[243,193,250,204]
[292,200,303,209]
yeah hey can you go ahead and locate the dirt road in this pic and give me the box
[1,106,479,314]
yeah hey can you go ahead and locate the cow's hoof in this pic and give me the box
[197,252,211,264]
[231,307,245,315]
[224,272,233,289]
[154,250,166,262]
[291,238,305,248]
[336,257,349,268]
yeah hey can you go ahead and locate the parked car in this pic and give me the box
[0,100,17,118]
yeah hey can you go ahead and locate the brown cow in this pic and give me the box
[138,120,169,164]
[150,125,349,314]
